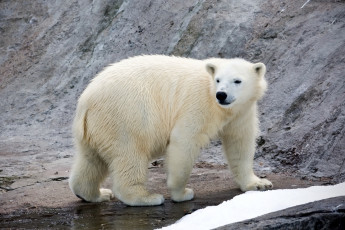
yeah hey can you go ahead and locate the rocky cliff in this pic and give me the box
[1,0,344,183]
[1,0,345,228]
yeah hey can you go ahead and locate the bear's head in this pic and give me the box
[206,58,267,109]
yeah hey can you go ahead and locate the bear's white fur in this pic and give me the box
[69,55,273,206]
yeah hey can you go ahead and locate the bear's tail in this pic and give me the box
[72,103,89,144]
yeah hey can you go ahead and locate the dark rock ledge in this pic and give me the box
[217,196,345,230]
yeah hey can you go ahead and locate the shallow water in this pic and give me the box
[1,189,239,229]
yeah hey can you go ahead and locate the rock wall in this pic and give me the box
[1,0,344,182]
[217,196,345,230]
[252,1,345,183]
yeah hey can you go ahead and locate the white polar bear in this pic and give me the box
[69,55,273,206]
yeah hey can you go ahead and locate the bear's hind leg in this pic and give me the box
[109,150,164,206]
[69,145,113,202]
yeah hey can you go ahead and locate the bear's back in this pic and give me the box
[82,55,213,117]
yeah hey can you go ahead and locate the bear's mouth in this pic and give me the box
[218,100,231,105]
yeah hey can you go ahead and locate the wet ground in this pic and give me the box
[0,163,327,230]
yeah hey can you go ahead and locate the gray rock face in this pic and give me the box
[216,196,345,230]
[253,1,345,184]
[0,0,344,183]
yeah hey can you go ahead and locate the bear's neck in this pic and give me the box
[218,100,257,125]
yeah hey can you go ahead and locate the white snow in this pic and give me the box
[159,182,345,230]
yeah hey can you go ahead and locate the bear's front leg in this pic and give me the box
[221,122,273,192]
[166,129,198,202]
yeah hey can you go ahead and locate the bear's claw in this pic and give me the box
[241,178,273,192]
[97,188,113,202]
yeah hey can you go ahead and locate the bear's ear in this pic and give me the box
[206,63,216,77]
[253,63,266,77]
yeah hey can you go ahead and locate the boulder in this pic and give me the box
[217,196,345,230]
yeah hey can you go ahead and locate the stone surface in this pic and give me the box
[0,0,344,227]
[217,196,345,230]
[253,0,345,184]
[0,169,323,229]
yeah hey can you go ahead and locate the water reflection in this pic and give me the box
[71,200,196,229]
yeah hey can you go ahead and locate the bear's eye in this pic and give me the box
[234,79,242,84]
[216,79,220,83]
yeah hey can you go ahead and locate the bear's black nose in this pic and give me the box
[216,91,227,101]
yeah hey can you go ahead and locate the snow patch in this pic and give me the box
[160,182,345,230]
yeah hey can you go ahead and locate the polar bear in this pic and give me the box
[69,55,273,206]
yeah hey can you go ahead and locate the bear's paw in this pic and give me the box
[171,188,194,202]
[124,193,165,206]
[241,178,273,191]
[95,188,113,202]
[143,193,165,206]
